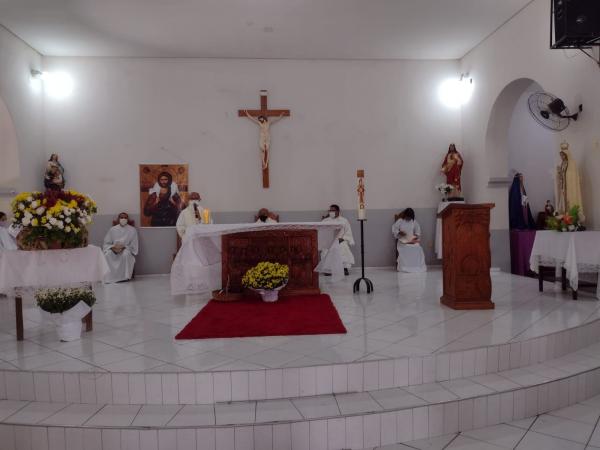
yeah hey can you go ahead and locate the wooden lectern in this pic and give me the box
[438,203,495,310]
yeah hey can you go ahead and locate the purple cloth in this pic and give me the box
[510,230,537,276]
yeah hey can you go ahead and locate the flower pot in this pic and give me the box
[48,300,92,342]
[47,240,63,250]
[259,289,280,302]
[16,228,89,251]
[55,320,83,342]
[252,283,287,302]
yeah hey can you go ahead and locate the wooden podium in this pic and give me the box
[218,229,320,301]
[438,203,495,310]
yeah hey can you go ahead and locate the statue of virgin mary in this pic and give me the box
[555,142,584,218]
[508,173,535,230]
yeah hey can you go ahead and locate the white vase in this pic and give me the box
[259,289,280,302]
[254,283,286,302]
[50,301,92,342]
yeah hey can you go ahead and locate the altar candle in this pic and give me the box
[357,169,366,220]
[203,208,211,224]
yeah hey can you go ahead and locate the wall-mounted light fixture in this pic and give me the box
[439,73,474,109]
[31,69,74,99]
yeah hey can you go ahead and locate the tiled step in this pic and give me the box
[1,345,600,449]
[2,317,600,405]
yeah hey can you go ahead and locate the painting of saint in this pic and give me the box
[139,164,188,227]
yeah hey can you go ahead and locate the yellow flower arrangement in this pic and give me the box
[242,262,289,290]
[11,189,97,249]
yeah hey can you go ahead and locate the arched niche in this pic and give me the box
[0,94,20,187]
[486,78,544,180]
[485,77,558,214]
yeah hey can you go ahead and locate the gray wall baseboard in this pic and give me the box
[88,209,511,275]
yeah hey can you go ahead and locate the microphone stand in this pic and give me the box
[353,218,373,293]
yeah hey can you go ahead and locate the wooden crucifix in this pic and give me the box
[238,90,290,188]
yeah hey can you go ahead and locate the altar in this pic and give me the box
[529,230,600,299]
[0,245,108,340]
[170,222,344,296]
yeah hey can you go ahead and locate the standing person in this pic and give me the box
[143,171,181,227]
[103,212,139,283]
[321,204,354,275]
[392,208,427,273]
[176,192,211,239]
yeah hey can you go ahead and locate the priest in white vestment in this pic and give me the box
[0,212,17,251]
[176,192,211,239]
[255,208,278,224]
[392,208,426,273]
[321,204,354,275]
[103,212,139,283]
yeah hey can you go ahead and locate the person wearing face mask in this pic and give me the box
[255,208,278,224]
[0,212,17,251]
[176,192,212,239]
[103,212,139,283]
[321,204,355,275]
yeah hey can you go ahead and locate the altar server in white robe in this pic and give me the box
[392,208,426,273]
[0,212,17,251]
[321,204,355,275]
[103,212,139,283]
[176,192,211,239]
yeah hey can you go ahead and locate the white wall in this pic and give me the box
[41,58,462,216]
[0,26,44,212]
[460,0,600,230]
[0,97,19,191]
[507,82,557,216]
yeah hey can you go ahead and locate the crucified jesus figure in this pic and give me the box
[244,110,285,170]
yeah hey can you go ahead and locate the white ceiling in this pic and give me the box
[0,0,532,60]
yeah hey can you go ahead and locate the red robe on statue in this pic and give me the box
[441,149,463,192]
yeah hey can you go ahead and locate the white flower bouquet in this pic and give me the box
[11,189,97,250]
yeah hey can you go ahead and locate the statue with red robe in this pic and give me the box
[441,143,464,199]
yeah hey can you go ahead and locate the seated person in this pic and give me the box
[103,212,139,283]
[321,204,354,275]
[0,212,17,251]
[392,208,426,273]
[176,192,212,239]
[255,208,279,224]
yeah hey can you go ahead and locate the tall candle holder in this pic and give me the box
[353,169,374,294]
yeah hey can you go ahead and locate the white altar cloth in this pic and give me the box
[0,245,109,292]
[170,222,344,296]
[529,230,600,298]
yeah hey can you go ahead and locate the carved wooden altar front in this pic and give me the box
[219,229,319,300]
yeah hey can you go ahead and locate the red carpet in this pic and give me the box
[175,294,347,339]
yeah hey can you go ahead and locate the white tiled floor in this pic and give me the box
[364,394,600,449]
[0,268,598,373]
